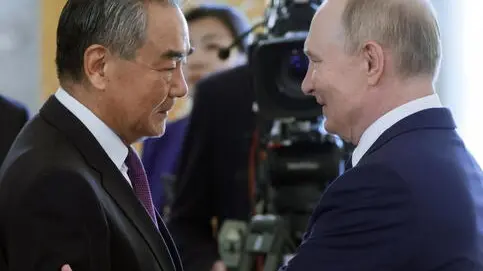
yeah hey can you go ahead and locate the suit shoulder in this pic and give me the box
[334,162,407,192]
[357,130,480,225]
[1,116,89,180]
[0,150,99,210]
[363,128,471,182]
[0,95,29,119]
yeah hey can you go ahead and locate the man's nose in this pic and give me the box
[171,68,188,98]
[301,71,314,95]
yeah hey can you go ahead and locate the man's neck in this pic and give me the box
[61,83,131,145]
[62,83,102,120]
[349,75,435,145]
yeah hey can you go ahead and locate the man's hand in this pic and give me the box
[211,260,227,271]
[61,264,72,271]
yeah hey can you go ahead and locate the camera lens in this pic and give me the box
[276,48,310,99]
[289,49,309,79]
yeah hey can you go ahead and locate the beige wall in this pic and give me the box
[41,0,65,100]
[182,0,266,20]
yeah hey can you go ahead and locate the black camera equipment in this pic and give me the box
[218,1,350,270]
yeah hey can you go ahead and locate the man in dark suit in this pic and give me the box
[280,0,483,270]
[0,95,29,166]
[0,0,191,270]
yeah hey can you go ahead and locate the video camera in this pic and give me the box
[251,0,322,119]
[218,1,350,270]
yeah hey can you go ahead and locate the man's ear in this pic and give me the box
[83,44,108,90]
[362,41,384,86]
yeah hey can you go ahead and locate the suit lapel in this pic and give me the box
[40,96,177,271]
[305,108,457,236]
[361,107,456,163]
[156,211,183,271]
[101,167,177,271]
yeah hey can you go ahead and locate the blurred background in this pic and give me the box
[0,0,481,164]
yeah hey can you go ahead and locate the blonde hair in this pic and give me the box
[341,0,441,79]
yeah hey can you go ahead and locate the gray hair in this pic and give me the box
[56,0,180,83]
[341,0,441,79]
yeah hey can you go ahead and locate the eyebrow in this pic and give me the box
[201,33,222,43]
[304,49,315,59]
[304,49,323,63]
[161,48,194,61]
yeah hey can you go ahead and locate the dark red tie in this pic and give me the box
[126,147,158,228]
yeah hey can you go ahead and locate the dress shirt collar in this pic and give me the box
[352,93,443,167]
[54,87,128,172]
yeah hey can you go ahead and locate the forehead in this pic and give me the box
[188,17,232,35]
[144,3,189,52]
[305,1,344,54]
[188,17,234,42]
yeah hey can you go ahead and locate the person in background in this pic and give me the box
[168,64,256,271]
[141,4,251,214]
[280,0,483,270]
[0,95,29,167]
[0,94,29,270]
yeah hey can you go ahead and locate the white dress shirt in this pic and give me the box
[55,88,132,187]
[352,93,443,167]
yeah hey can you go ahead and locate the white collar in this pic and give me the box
[54,88,128,171]
[352,94,443,167]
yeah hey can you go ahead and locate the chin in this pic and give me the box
[157,129,167,137]
[155,121,167,136]
[143,121,166,139]
[152,127,166,138]
[324,120,349,142]
[323,120,335,134]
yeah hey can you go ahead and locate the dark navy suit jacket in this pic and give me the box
[281,108,483,271]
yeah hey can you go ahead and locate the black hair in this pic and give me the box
[184,4,251,53]
[56,0,179,83]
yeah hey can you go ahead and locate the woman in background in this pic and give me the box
[141,4,251,215]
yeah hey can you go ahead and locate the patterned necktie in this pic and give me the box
[126,147,158,228]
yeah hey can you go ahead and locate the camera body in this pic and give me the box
[250,34,321,119]
[218,2,352,270]
[247,0,348,246]
[250,0,323,119]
